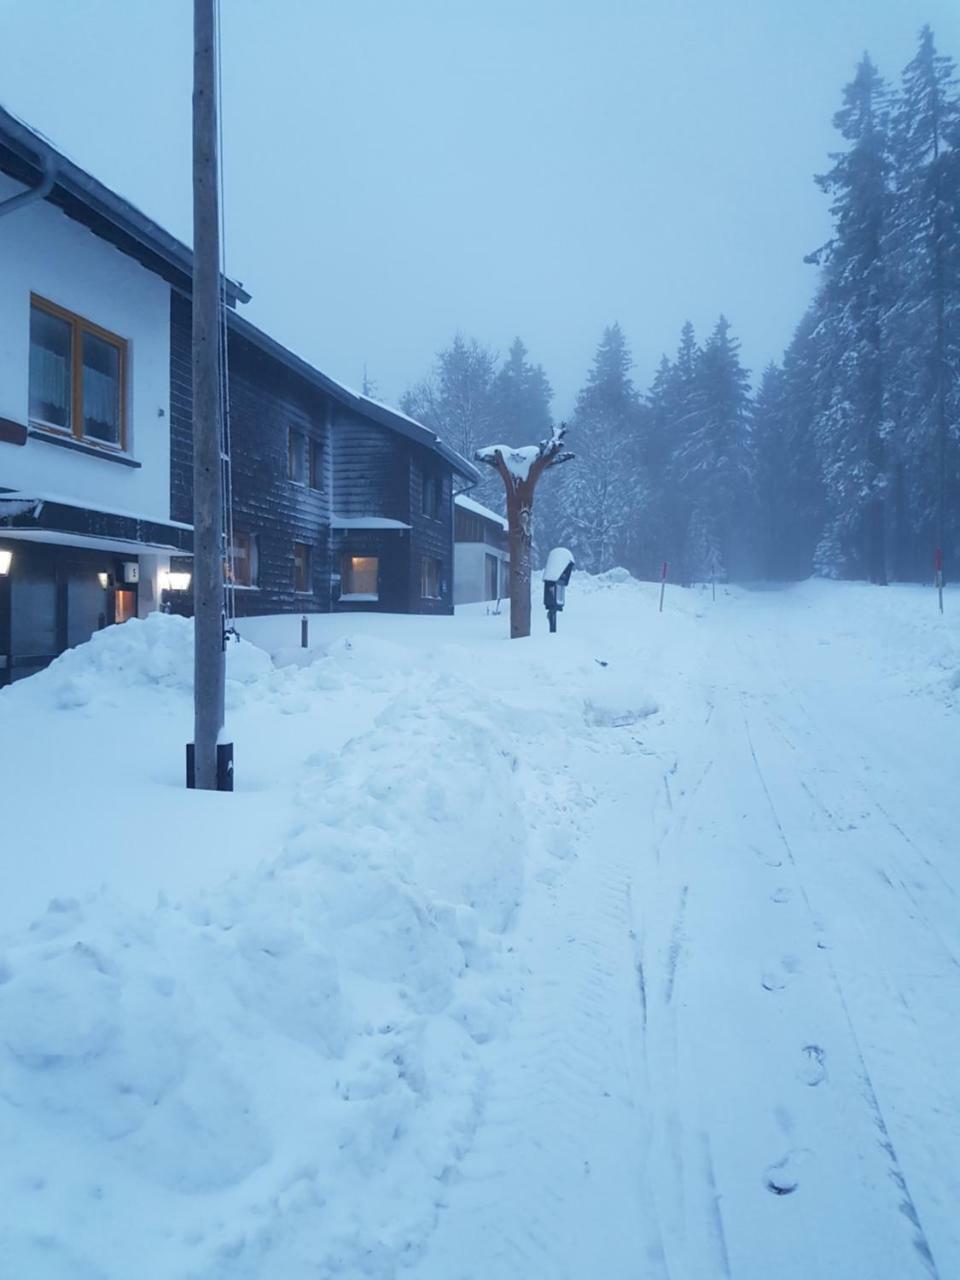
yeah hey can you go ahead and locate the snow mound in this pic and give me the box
[0,644,527,1278]
[1,612,272,711]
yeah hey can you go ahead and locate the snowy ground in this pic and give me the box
[1,576,959,1279]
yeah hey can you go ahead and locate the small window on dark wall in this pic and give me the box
[293,541,312,594]
[422,471,442,519]
[288,428,306,483]
[309,439,324,491]
[420,556,442,600]
[341,555,379,600]
[228,531,259,587]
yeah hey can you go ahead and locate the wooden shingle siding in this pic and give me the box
[408,446,454,616]
[332,411,407,520]
[170,292,333,615]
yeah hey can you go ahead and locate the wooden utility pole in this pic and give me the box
[475,424,574,639]
[191,0,225,789]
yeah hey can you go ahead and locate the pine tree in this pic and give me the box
[888,26,960,576]
[491,338,553,444]
[400,334,500,501]
[674,316,753,578]
[564,324,641,573]
[808,54,892,583]
[401,334,498,460]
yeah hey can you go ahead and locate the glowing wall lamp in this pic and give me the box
[0,549,12,576]
[159,569,192,592]
[97,572,110,589]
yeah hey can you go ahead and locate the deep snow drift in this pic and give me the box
[1,577,958,1279]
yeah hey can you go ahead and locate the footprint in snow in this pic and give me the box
[799,1045,826,1087]
[771,887,791,904]
[764,1148,811,1196]
[761,955,800,991]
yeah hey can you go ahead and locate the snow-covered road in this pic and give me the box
[410,583,960,1280]
[1,578,958,1279]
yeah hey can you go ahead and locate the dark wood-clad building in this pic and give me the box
[170,298,478,618]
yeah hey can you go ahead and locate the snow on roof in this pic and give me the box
[329,517,412,530]
[454,494,508,530]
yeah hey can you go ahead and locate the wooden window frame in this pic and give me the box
[293,540,313,594]
[228,530,259,589]
[288,427,307,485]
[420,555,442,600]
[422,470,442,520]
[29,293,128,453]
[340,553,379,601]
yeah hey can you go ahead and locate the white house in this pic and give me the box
[0,105,245,682]
[453,493,510,605]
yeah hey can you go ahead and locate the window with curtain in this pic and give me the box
[229,532,259,587]
[293,541,312,593]
[420,556,442,599]
[29,296,125,448]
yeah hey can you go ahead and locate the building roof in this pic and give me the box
[227,310,481,482]
[454,493,508,530]
[0,103,249,305]
[0,103,478,483]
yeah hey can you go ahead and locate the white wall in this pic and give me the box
[0,171,173,523]
[454,541,509,604]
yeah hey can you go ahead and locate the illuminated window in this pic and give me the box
[341,554,378,599]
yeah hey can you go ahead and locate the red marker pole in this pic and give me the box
[935,547,944,615]
[659,561,669,613]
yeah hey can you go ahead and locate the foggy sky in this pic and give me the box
[2,0,958,415]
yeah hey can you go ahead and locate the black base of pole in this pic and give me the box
[186,741,234,791]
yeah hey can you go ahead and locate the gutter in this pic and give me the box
[0,149,56,220]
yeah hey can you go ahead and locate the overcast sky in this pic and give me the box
[2,0,959,414]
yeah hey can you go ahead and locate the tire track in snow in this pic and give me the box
[411,753,671,1280]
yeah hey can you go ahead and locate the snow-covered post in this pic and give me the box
[475,424,574,639]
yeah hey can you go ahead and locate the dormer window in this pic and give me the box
[29,295,126,450]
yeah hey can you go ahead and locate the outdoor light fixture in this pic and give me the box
[0,549,12,576]
[97,572,110,589]
[160,569,192,592]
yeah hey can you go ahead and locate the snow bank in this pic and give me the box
[5,612,272,713]
[0,612,532,1278]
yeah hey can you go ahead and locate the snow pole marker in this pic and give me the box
[935,547,944,615]
[659,560,668,613]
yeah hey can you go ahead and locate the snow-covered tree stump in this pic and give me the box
[475,424,574,639]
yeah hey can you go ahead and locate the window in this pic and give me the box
[228,532,259,587]
[293,541,312,594]
[422,471,442,519]
[341,554,379,600]
[485,554,499,601]
[421,556,442,600]
[308,439,324,491]
[288,428,307,484]
[29,296,126,449]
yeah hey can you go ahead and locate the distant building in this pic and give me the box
[454,494,509,604]
[0,107,477,684]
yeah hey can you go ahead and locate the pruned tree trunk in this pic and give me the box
[475,424,574,639]
[505,482,534,640]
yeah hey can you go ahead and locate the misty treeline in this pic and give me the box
[402,25,960,585]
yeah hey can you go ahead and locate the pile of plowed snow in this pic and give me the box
[0,611,539,1278]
